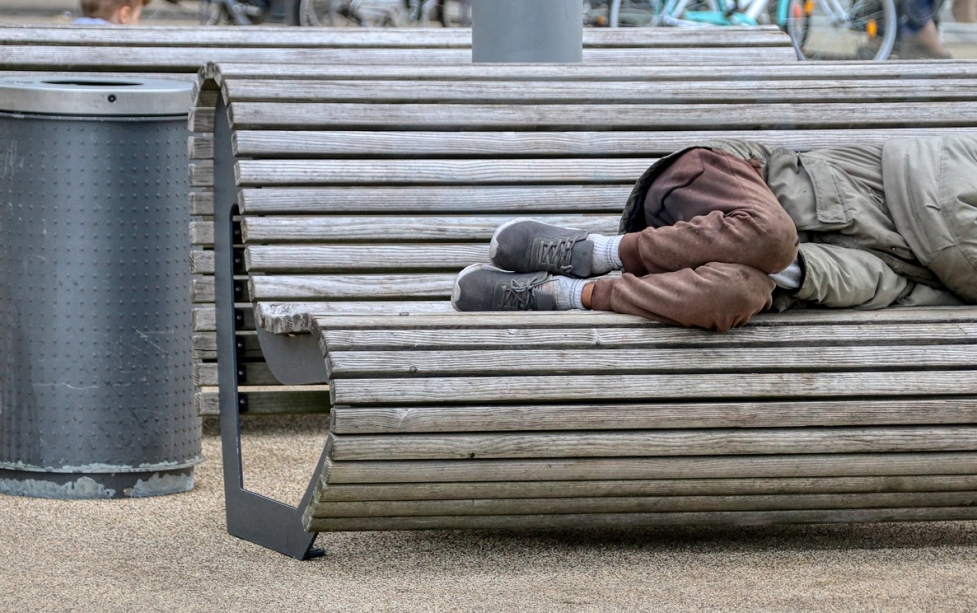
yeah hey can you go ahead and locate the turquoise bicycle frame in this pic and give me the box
[666,0,791,27]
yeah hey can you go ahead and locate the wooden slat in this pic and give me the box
[221,78,977,104]
[234,159,653,186]
[190,221,213,246]
[330,371,977,406]
[328,427,977,461]
[189,135,214,160]
[0,25,790,48]
[189,191,214,216]
[239,186,632,215]
[330,398,977,434]
[241,214,619,243]
[193,332,263,360]
[308,490,977,519]
[190,250,214,275]
[249,274,455,301]
[192,305,254,332]
[194,386,330,415]
[246,244,488,272]
[318,321,977,351]
[189,160,214,188]
[231,128,977,160]
[326,345,977,378]
[324,452,977,483]
[255,300,453,334]
[311,307,977,329]
[0,46,795,71]
[208,61,977,82]
[304,506,977,532]
[193,362,279,386]
[227,101,977,130]
[312,474,977,502]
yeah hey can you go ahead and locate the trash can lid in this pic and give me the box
[0,77,192,117]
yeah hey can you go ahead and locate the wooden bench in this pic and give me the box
[195,60,977,558]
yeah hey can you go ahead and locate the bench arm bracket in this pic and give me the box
[213,97,323,560]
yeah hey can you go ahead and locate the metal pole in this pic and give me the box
[471,0,583,63]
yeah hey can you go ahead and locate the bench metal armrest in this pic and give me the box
[213,97,323,560]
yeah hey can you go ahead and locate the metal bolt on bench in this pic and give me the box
[0,77,201,499]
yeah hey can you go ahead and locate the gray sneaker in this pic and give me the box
[489,218,594,278]
[452,264,558,311]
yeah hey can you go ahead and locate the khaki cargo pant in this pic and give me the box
[589,148,799,332]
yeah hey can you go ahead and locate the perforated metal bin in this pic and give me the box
[0,77,200,498]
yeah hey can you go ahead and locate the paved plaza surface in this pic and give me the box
[3,416,977,612]
[3,2,977,612]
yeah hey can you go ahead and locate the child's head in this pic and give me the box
[80,0,151,24]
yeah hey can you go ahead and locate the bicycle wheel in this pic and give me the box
[787,0,897,60]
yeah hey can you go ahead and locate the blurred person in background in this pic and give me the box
[73,0,150,24]
[897,0,952,58]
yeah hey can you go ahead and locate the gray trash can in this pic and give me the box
[0,77,201,498]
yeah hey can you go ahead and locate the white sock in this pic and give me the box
[588,234,623,274]
[769,259,802,290]
[544,275,589,310]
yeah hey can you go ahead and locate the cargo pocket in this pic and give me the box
[766,149,852,232]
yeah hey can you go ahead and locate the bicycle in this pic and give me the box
[598,0,898,61]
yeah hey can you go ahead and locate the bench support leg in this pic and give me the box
[213,98,323,560]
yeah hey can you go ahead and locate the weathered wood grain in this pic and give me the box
[317,321,977,351]
[0,46,796,72]
[324,452,977,484]
[255,300,453,334]
[221,78,977,104]
[330,398,977,434]
[330,371,977,406]
[194,386,330,415]
[234,158,652,186]
[231,128,977,161]
[207,61,977,82]
[308,490,977,519]
[312,474,977,503]
[238,185,631,215]
[328,426,977,461]
[227,101,977,130]
[192,305,254,332]
[0,25,790,48]
[193,362,278,386]
[246,244,489,272]
[303,506,977,531]
[249,274,456,301]
[325,345,977,378]
[241,214,618,243]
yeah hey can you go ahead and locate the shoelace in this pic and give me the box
[497,276,548,310]
[532,235,584,275]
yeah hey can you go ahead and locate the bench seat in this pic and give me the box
[306,307,977,532]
